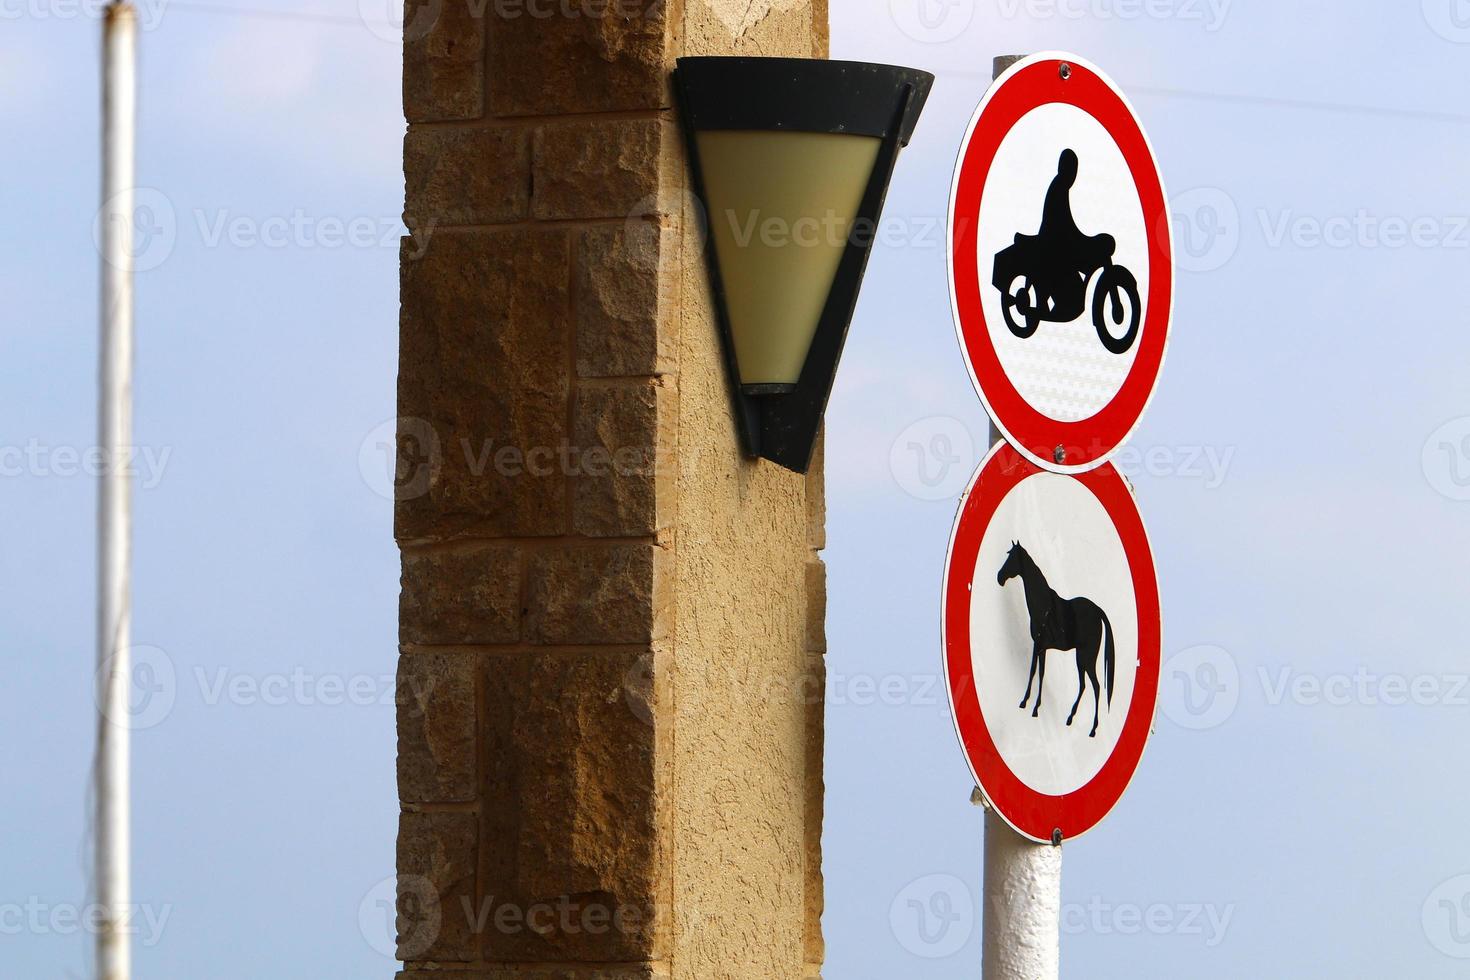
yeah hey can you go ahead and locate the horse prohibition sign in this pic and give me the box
[943,442,1161,842]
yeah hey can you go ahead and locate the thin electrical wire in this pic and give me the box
[935,66,1470,127]
[162,0,395,27]
[148,6,1470,127]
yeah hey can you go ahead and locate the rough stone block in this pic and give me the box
[400,543,521,644]
[404,0,486,122]
[532,118,667,221]
[396,229,570,542]
[806,430,826,551]
[804,559,826,654]
[398,653,478,802]
[487,0,667,116]
[572,381,671,537]
[398,809,479,962]
[405,125,530,227]
[400,968,661,979]
[479,648,664,961]
[524,543,668,644]
[802,651,825,966]
[574,222,675,378]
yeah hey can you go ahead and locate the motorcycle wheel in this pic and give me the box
[1001,275,1041,338]
[1090,265,1141,354]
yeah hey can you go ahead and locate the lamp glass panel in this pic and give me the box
[695,130,881,386]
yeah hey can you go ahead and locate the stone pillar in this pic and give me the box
[394,0,829,977]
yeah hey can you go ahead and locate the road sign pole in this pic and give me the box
[981,805,1061,978]
[975,51,1061,980]
[97,5,136,980]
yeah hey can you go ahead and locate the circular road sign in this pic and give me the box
[943,441,1161,842]
[948,52,1173,474]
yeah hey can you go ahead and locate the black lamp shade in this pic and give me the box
[674,57,933,473]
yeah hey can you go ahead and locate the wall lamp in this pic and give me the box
[673,57,934,474]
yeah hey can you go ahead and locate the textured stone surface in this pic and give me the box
[404,0,485,122]
[399,0,830,972]
[525,543,668,644]
[397,229,569,542]
[574,222,676,378]
[398,653,478,802]
[572,381,671,537]
[487,0,667,116]
[532,118,667,221]
[805,432,826,551]
[804,559,826,654]
[802,652,825,966]
[398,809,479,961]
[405,125,530,227]
[400,543,521,644]
[400,969,661,980]
[668,159,812,978]
[682,0,822,57]
[479,649,664,961]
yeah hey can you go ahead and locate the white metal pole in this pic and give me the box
[98,4,136,979]
[982,807,1061,979]
[976,55,1062,980]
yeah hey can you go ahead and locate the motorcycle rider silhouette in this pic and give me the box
[992,148,1142,354]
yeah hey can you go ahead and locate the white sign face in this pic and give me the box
[969,466,1140,793]
[975,102,1150,423]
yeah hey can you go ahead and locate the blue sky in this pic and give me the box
[5,1,1470,976]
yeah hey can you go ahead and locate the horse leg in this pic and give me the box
[1032,644,1046,717]
[1019,647,1039,709]
[1088,666,1102,737]
[1067,658,1086,727]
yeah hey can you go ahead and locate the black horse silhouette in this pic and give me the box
[997,541,1115,738]
[991,148,1141,355]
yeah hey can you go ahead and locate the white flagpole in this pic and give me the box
[98,4,137,979]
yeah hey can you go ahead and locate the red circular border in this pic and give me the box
[949,56,1173,472]
[942,442,1161,842]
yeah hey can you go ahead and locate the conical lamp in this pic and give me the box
[674,57,933,473]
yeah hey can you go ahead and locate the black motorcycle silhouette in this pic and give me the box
[991,149,1141,355]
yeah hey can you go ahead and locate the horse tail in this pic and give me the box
[1101,609,1115,707]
